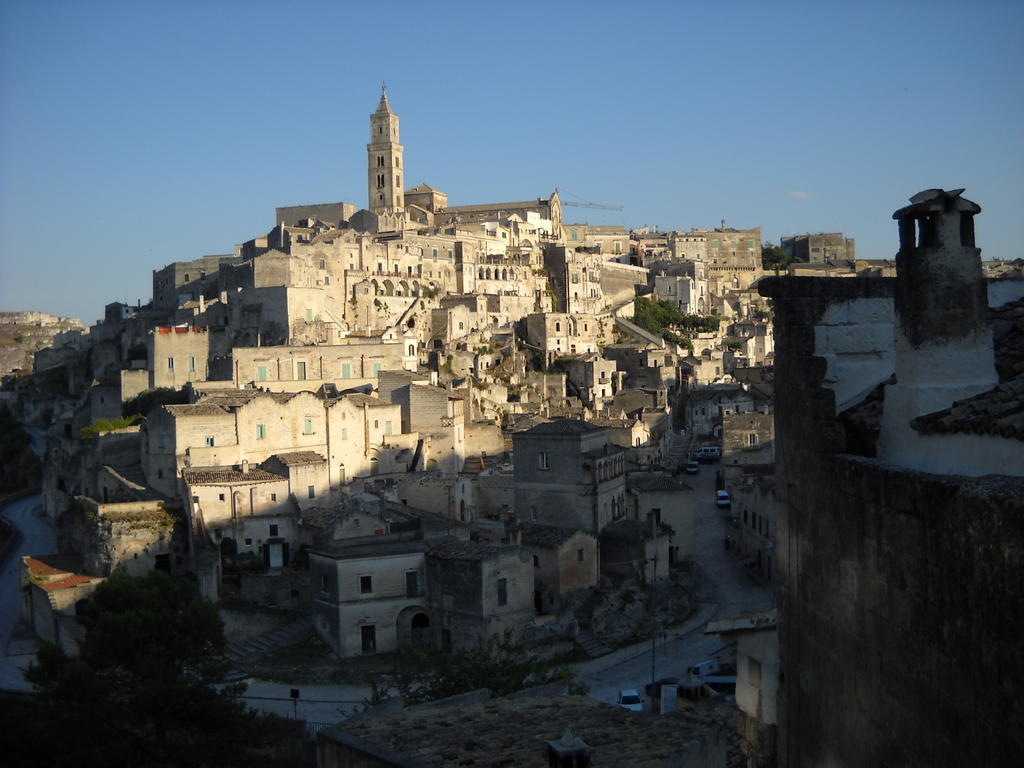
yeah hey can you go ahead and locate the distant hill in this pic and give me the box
[0,311,83,377]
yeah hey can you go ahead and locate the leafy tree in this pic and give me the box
[22,571,296,768]
[122,387,189,419]
[761,242,800,272]
[377,631,575,707]
[633,298,721,338]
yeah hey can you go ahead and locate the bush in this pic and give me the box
[80,415,140,440]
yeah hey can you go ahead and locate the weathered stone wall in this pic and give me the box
[761,275,1024,767]
[600,261,647,310]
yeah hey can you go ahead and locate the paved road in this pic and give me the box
[575,458,774,708]
[0,492,55,690]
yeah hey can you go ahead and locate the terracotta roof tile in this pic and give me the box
[41,574,95,591]
[23,556,68,577]
[182,466,285,485]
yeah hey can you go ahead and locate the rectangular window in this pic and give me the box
[322,574,329,591]
[748,433,759,446]
[577,549,585,562]
[270,493,277,502]
[296,361,307,380]
[497,578,508,607]
[256,423,266,440]
[372,362,382,376]
[360,575,373,594]
[244,538,252,546]
[538,451,549,470]
[305,308,313,322]
[307,485,315,499]
[341,362,351,379]
[205,435,215,447]
[405,571,419,598]
[748,657,762,685]
[341,427,348,440]
[385,420,393,435]
[304,418,313,435]
[167,357,174,371]
[257,365,268,381]
[361,625,376,654]
[218,493,225,502]
[188,356,196,373]
[269,524,279,536]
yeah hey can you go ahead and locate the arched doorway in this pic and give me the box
[396,606,431,649]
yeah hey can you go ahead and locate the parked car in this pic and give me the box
[685,461,700,475]
[716,490,732,508]
[616,689,644,712]
[644,676,681,698]
[687,660,737,693]
[694,446,721,462]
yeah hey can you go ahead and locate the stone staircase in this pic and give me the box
[224,615,314,665]
[574,630,612,658]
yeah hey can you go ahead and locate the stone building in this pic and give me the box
[226,338,413,389]
[684,384,756,437]
[182,464,294,566]
[147,325,211,390]
[310,536,430,657]
[628,474,696,564]
[706,610,779,768]
[561,353,618,409]
[721,410,775,483]
[780,232,855,265]
[542,245,606,315]
[512,419,627,534]
[727,474,778,582]
[21,555,104,656]
[513,523,599,613]
[565,223,629,257]
[424,538,534,649]
[760,189,1024,767]
[524,312,612,364]
[151,254,233,311]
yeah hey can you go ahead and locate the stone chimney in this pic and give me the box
[878,188,997,466]
[241,459,249,475]
[546,728,591,768]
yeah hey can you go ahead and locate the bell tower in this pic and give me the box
[367,86,404,215]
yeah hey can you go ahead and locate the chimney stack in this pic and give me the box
[878,188,997,466]
[241,459,249,475]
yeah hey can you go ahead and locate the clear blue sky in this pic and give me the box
[1,0,1021,324]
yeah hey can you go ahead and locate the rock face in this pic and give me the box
[0,311,82,377]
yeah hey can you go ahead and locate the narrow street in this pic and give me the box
[0,492,54,691]
[574,455,775,707]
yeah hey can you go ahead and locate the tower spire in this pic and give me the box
[367,87,404,225]
[375,82,392,114]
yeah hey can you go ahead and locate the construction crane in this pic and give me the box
[555,188,624,211]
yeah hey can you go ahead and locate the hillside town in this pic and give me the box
[2,92,1023,768]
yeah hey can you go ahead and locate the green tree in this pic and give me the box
[23,571,292,767]
[761,242,799,272]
